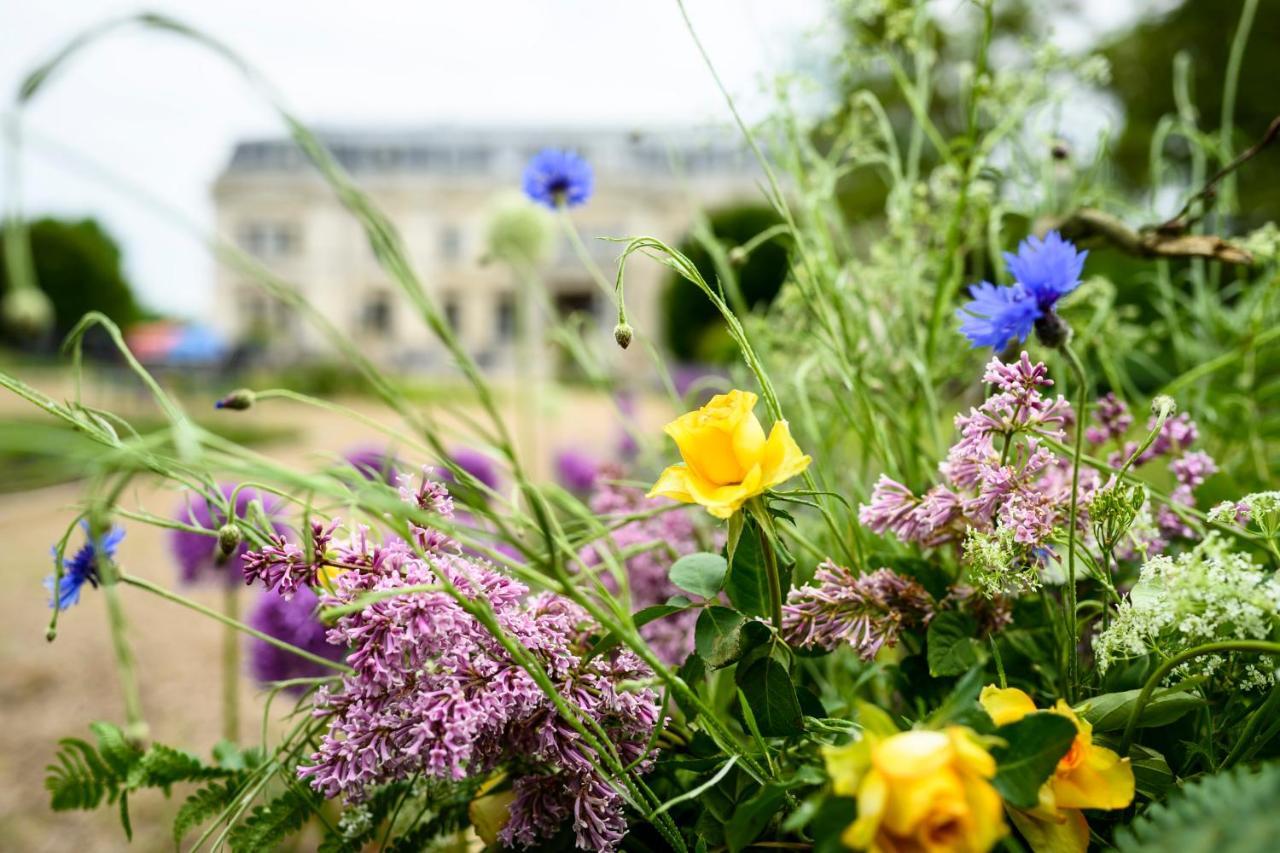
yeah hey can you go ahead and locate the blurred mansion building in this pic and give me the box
[210,127,760,373]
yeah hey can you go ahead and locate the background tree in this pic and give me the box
[661,204,789,363]
[0,217,142,345]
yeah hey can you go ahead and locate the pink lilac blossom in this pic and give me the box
[242,470,660,852]
[782,562,934,658]
[1085,393,1133,447]
[579,469,703,664]
[241,518,339,600]
[860,353,1075,555]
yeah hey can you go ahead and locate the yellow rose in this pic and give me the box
[648,390,811,519]
[823,727,1007,853]
[979,686,1135,853]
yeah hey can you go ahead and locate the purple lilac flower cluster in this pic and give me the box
[238,469,660,851]
[579,468,703,664]
[860,353,1084,556]
[1086,396,1216,551]
[782,562,935,658]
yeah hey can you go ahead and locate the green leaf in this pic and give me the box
[926,665,988,728]
[670,552,728,598]
[1129,744,1174,799]
[736,654,804,737]
[926,612,984,677]
[587,603,687,660]
[695,606,747,667]
[1076,687,1204,732]
[990,712,1078,809]
[675,653,707,720]
[726,783,787,852]
[723,520,790,618]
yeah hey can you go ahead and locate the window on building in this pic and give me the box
[554,289,597,322]
[440,226,463,262]
[363,290,393,334]
[495,293,517,343]
[443,293,462,331]
[239,221,300,259]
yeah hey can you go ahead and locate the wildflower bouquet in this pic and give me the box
[8,3,1280,853]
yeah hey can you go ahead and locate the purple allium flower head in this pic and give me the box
[579,468,704,664]
[343,446,400,484]
[46,521,124,610]
[522,149,593,209]
[171,484,283,586]
[555,449,600,494]
[1003,230,1087,309]
[956,281,1040,350]
[957,231,1086,349]
[246,587,346,690]
[782,562,934,658]
[439,447,501,492]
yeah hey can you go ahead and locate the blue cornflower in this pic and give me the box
[45,521,125,610]
[956,281,1040,349]
[957,230,1087,349]
[522,149,593,209]
[1004,230,1087,309]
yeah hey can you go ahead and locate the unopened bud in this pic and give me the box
[1150,395,1176,419]
[727,246,748,266]
[613,322,634,350]
[1033,311,1071,349]
[214,389,254,411]
[217,523,242,560]
[1050,140,1071,161]
[2,286,54,338]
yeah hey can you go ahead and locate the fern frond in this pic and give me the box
[227,786,322,853]
[174,778,245,846]
[1115,761,1280,853]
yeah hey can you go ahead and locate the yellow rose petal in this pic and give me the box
[979,685,1038,726]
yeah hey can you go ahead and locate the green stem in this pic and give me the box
[102,581,148,744]
[1060,342,1089,702]
[221,582,240,743]
[120,574,353,674]
[1120,640,1280,754]
[749,499,785,632]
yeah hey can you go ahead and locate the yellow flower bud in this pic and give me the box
[823,727,1007,853]
[647,390,810,519]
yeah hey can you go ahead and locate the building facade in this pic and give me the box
[210,126,761,375]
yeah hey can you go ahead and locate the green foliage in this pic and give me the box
[926,611,985,677]
[174,779,243,846]
[227,786,323,853]
[670,552,729,598]
[989,713,1078,809]
[45,722,238,841]
[0,218,142,341]
[661,204,788,362]
[736,651,804,738]
[1115,762,1280,853]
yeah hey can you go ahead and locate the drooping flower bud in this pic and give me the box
[612,322,634,350]
[214,389,255,411]
[1,286,54,338]
[1150,394,1176,420]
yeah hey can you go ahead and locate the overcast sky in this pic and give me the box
[0,1,1140,321]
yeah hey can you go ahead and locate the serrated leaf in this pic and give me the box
[228,787,322,853]
[670,552,728,598]
[1076,687,1203,732]
[736,655,804,737]
[926,612,984,677]
[990,712,1077,809]
[90,721,140,778]
[174,779,243,845]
